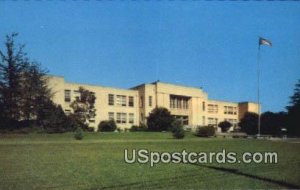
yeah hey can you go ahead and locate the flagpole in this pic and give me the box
[257,43,261,136]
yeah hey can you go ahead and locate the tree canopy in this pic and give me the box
[0,33,51,129]
[147,107,174,131]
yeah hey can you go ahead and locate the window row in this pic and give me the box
[224,106,237,115]
[108,112,135,124]
[208,117,218,125]
[208,104,218,113]
[225,118,238,125]
[64,89,93,102]
[170,95,189,109]
[108,94,134,107]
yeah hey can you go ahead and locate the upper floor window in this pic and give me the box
[224,106,237,115]
[116,95,126,107]
[140,96,144,108]
[202,101,206,111]
[108,94,114,105]
[129,96,134,107]
[170,95,189,109]
[149,96,152,107]
[64,90,71,102]
[208,104,218,113]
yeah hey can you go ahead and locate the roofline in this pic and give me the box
[48,75,138,92]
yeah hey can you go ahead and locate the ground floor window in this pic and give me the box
[116,113,127,124]
[128,113,134,124]
[173,115,189,125]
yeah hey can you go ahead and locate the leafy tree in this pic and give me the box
[218,121,232,133]
[171,120,185,139]
[37,100,75,133]
[70,87,96,127]
[147,107,174,131]
[286,79,300,136]
[98,120,117,132]
[239,112,258,135]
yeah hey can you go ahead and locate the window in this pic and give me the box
[183,99,188,109]
[224,106,228,114]
[149,96,152,107]
[170,95,189,109]
[129,96,134,107]
[108,112,114,120]
[202,102,206,111]
[140,96,144,108]
[116,113,126,124]
[128,113,134,124]
[233,107,237,115]
[116,95,126,106]
[64,90,71,102]
[74,90,80,100]
[141,113,144,122]
[224,106,236,115]
[65,109,71,115]
[174,115,189,125]
[208,104,218,113]
[208,104,214,113]
[208,117,218,126]
[108,94,114,105]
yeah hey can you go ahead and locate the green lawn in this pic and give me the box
[0,132,299,190]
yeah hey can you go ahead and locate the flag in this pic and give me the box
[259,37,272,47]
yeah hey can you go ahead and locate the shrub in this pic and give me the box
[171,120,185,139]
[130,124,148,132]
[218,121,232,133]
[74,127,83,140]
[195,126,215,137]
[98,120,117,132]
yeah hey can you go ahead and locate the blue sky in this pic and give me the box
[1,2,299,112]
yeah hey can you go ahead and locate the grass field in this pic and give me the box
[0,132,299,190]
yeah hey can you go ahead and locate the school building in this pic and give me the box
[47,75,259,131]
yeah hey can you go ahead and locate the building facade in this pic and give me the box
[48,75,259,131]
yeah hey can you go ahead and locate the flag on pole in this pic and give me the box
[259,37,272,47]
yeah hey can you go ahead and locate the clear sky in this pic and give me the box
[1,2,299,112]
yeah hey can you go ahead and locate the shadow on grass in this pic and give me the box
[93,163,300,190]
[91,172,201,190]
[191,163,300,189]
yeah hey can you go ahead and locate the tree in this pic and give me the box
[20,63,51,121]
[286,79,300,136]
[261,111,287,136]
[98,120,117,132]
[239,112,258,135]
[0,33,51,128]
[0,33,28,122]
[147,107,174,131]
[218,121,232,133]
[37,100,76,133]
[70,87,96,127]
[171,120,185,139]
